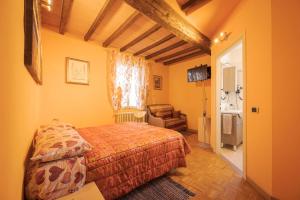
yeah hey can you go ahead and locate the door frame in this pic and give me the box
[215,34,247,178]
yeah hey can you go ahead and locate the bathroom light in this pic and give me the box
[47,0,52,5]
[220,32,225,37]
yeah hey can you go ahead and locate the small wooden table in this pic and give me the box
[57,182,104,200]
[198,116,211,143]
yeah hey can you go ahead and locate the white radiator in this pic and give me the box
[114,111,146,123]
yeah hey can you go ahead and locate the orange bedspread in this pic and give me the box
[78,123,191,199]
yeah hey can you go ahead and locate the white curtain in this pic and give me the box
[107,50,149,111]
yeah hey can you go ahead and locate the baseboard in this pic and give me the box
[246,176,278,200]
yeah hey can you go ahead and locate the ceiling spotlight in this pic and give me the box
[214,32,231,45]
[214,38,220,44]
[41,4,51,11]
[41,0,52,11]
[41,0,52,5]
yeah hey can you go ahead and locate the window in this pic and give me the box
[108,51,149,111]
[115,63,141,108]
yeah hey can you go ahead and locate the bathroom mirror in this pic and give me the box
[223,67,236,92]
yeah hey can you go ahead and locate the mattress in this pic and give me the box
[78,122,190,199]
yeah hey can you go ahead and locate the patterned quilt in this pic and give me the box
[78,122,191,199]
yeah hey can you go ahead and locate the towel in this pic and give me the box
[222,114,232,135]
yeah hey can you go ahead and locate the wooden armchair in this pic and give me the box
[147,104,187,131]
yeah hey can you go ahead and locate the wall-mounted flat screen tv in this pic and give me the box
[187,64,211,82]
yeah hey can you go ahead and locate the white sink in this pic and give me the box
[221,109,242,114]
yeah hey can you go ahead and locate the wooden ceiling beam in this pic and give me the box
[179,0,205,10]
[133,34,175,56]
[145,40,187,60]
[124,0,211,54]
[155,46,200,62]
[59,0,73,34]
[103,11,142,47]
[120,24,161,52]
[163,50,204,65]
[84,0,114,41]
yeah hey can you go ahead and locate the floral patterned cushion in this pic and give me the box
[31,123,92,162]
[25,156,86,200]
[35,120,74,136]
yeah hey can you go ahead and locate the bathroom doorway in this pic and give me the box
[216,39,245,175]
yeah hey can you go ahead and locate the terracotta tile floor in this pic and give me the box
[167,133,264,200]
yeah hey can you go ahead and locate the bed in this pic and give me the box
[78,122,191,200]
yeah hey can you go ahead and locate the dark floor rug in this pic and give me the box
[118,176,195,200]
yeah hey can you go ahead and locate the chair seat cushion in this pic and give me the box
[165,118,186,129]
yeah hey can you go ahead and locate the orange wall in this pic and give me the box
[40,29,114,127]
[40,29,169,127]
[272,0,300,199]
[148,62,169,104]
[168,55,211,130]
[210,0,272,195]
[0,0,41,199]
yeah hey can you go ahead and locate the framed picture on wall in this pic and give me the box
[65,57,90,85]
[153,75,162,90]
[24,0,43,84]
